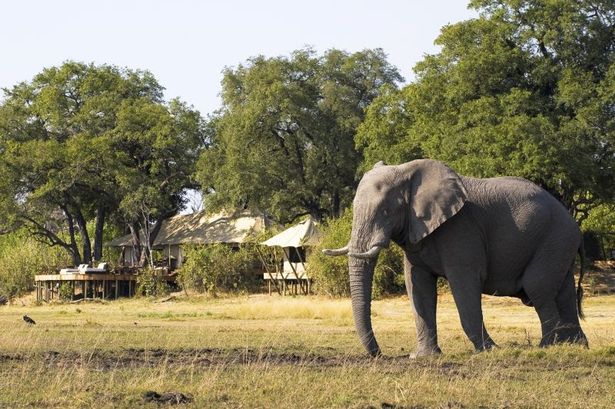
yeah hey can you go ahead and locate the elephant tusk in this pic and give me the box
[322,245,349,256]
[348,245,382,259]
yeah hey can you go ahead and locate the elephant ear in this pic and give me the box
[407,160,468,243]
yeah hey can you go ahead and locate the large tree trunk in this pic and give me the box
[61,206,82,266]
[332,190,341,218]
[93,206,105,262]
[66,215,82,266]
[73,208,92,264]
[349,256,381,357]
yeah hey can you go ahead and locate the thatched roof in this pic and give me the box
[261,218,321,248]
[106,210,271,248]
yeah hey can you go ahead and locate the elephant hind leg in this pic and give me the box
[532,300,561,346]
[522,267,564,346]
[555,269,588,346]
[521,235,580,347]
[524,268,587,347]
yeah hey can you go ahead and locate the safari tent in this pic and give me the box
[106,210,272,268]
[260,217,320,295]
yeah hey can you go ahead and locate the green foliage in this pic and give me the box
[582,203,615,233]
[112,96,205,230]
[357,0,615,214]
[308,212,353,296]
[178,244,262,296]
[198,48,402,222]
[136,268,172,297]
[308,210,405,298]
[58,282,74,301]
[582,202,615,258]
[0,61,205,265]
[0,231,69,299]
[372,245,406,298]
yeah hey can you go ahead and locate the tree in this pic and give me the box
[112,98,205,266]
[357,0,614,219]
[0,62,205,265]
[197,48,402,223]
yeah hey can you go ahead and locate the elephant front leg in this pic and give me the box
[405,263,441,357]
[447,270,497,352]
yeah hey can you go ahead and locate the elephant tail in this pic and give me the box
[576,239,586,320]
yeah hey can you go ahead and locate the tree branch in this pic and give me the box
[21,215,73,253]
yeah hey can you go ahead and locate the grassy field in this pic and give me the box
[0,292,614,408]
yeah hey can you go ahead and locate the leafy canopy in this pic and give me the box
[0,62,205,264]
[357,0,614,216]
[198,48,402,223]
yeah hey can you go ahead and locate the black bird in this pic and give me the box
[23,315,36,325]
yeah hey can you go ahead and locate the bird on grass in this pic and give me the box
[23,315,36,325]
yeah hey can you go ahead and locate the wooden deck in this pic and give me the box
[262,269,311,296]
[34,273,176,302]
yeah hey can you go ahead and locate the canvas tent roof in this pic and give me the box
[261,218,321,248]
[157,210,269,246]
[106,210,270,248]
[105,232,137,247]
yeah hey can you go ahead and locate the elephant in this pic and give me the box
[324,159,588,357]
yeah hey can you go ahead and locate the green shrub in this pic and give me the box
[178,243,262,295]
[372,245,406,298]
[308,210,405,298]
[581,203,615,259]
[307,212,353,297]
[0,231,69,299]
[59,282,74,301]
[136,268,172,297]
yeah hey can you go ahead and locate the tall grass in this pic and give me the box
[0,231,69,298]
[0,294,613,408]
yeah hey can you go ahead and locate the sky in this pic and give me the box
[0,0,478,117]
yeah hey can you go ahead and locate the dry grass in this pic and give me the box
[0,293,614,408]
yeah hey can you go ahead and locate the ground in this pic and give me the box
[0,291,614,408]
[586,261,615,295]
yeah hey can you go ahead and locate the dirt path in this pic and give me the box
[0,347,464,371]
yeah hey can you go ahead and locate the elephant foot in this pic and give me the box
[410,345,442,358]
[574,335,589,348]
[540,325,589,348]
[539,335,556,347]
[473,339,497,353]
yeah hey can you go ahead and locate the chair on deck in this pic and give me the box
[78,263,109,274]
[59,264,89,274]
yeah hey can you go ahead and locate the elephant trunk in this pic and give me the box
[349,256,381,357]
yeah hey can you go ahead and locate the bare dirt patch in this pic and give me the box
[0,353,25,363]
[6,346,608,377]
[0,347,470,374]
[142,390,193,405]
[42,348,394,369]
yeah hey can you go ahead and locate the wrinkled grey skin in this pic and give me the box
[324,159,588,357]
